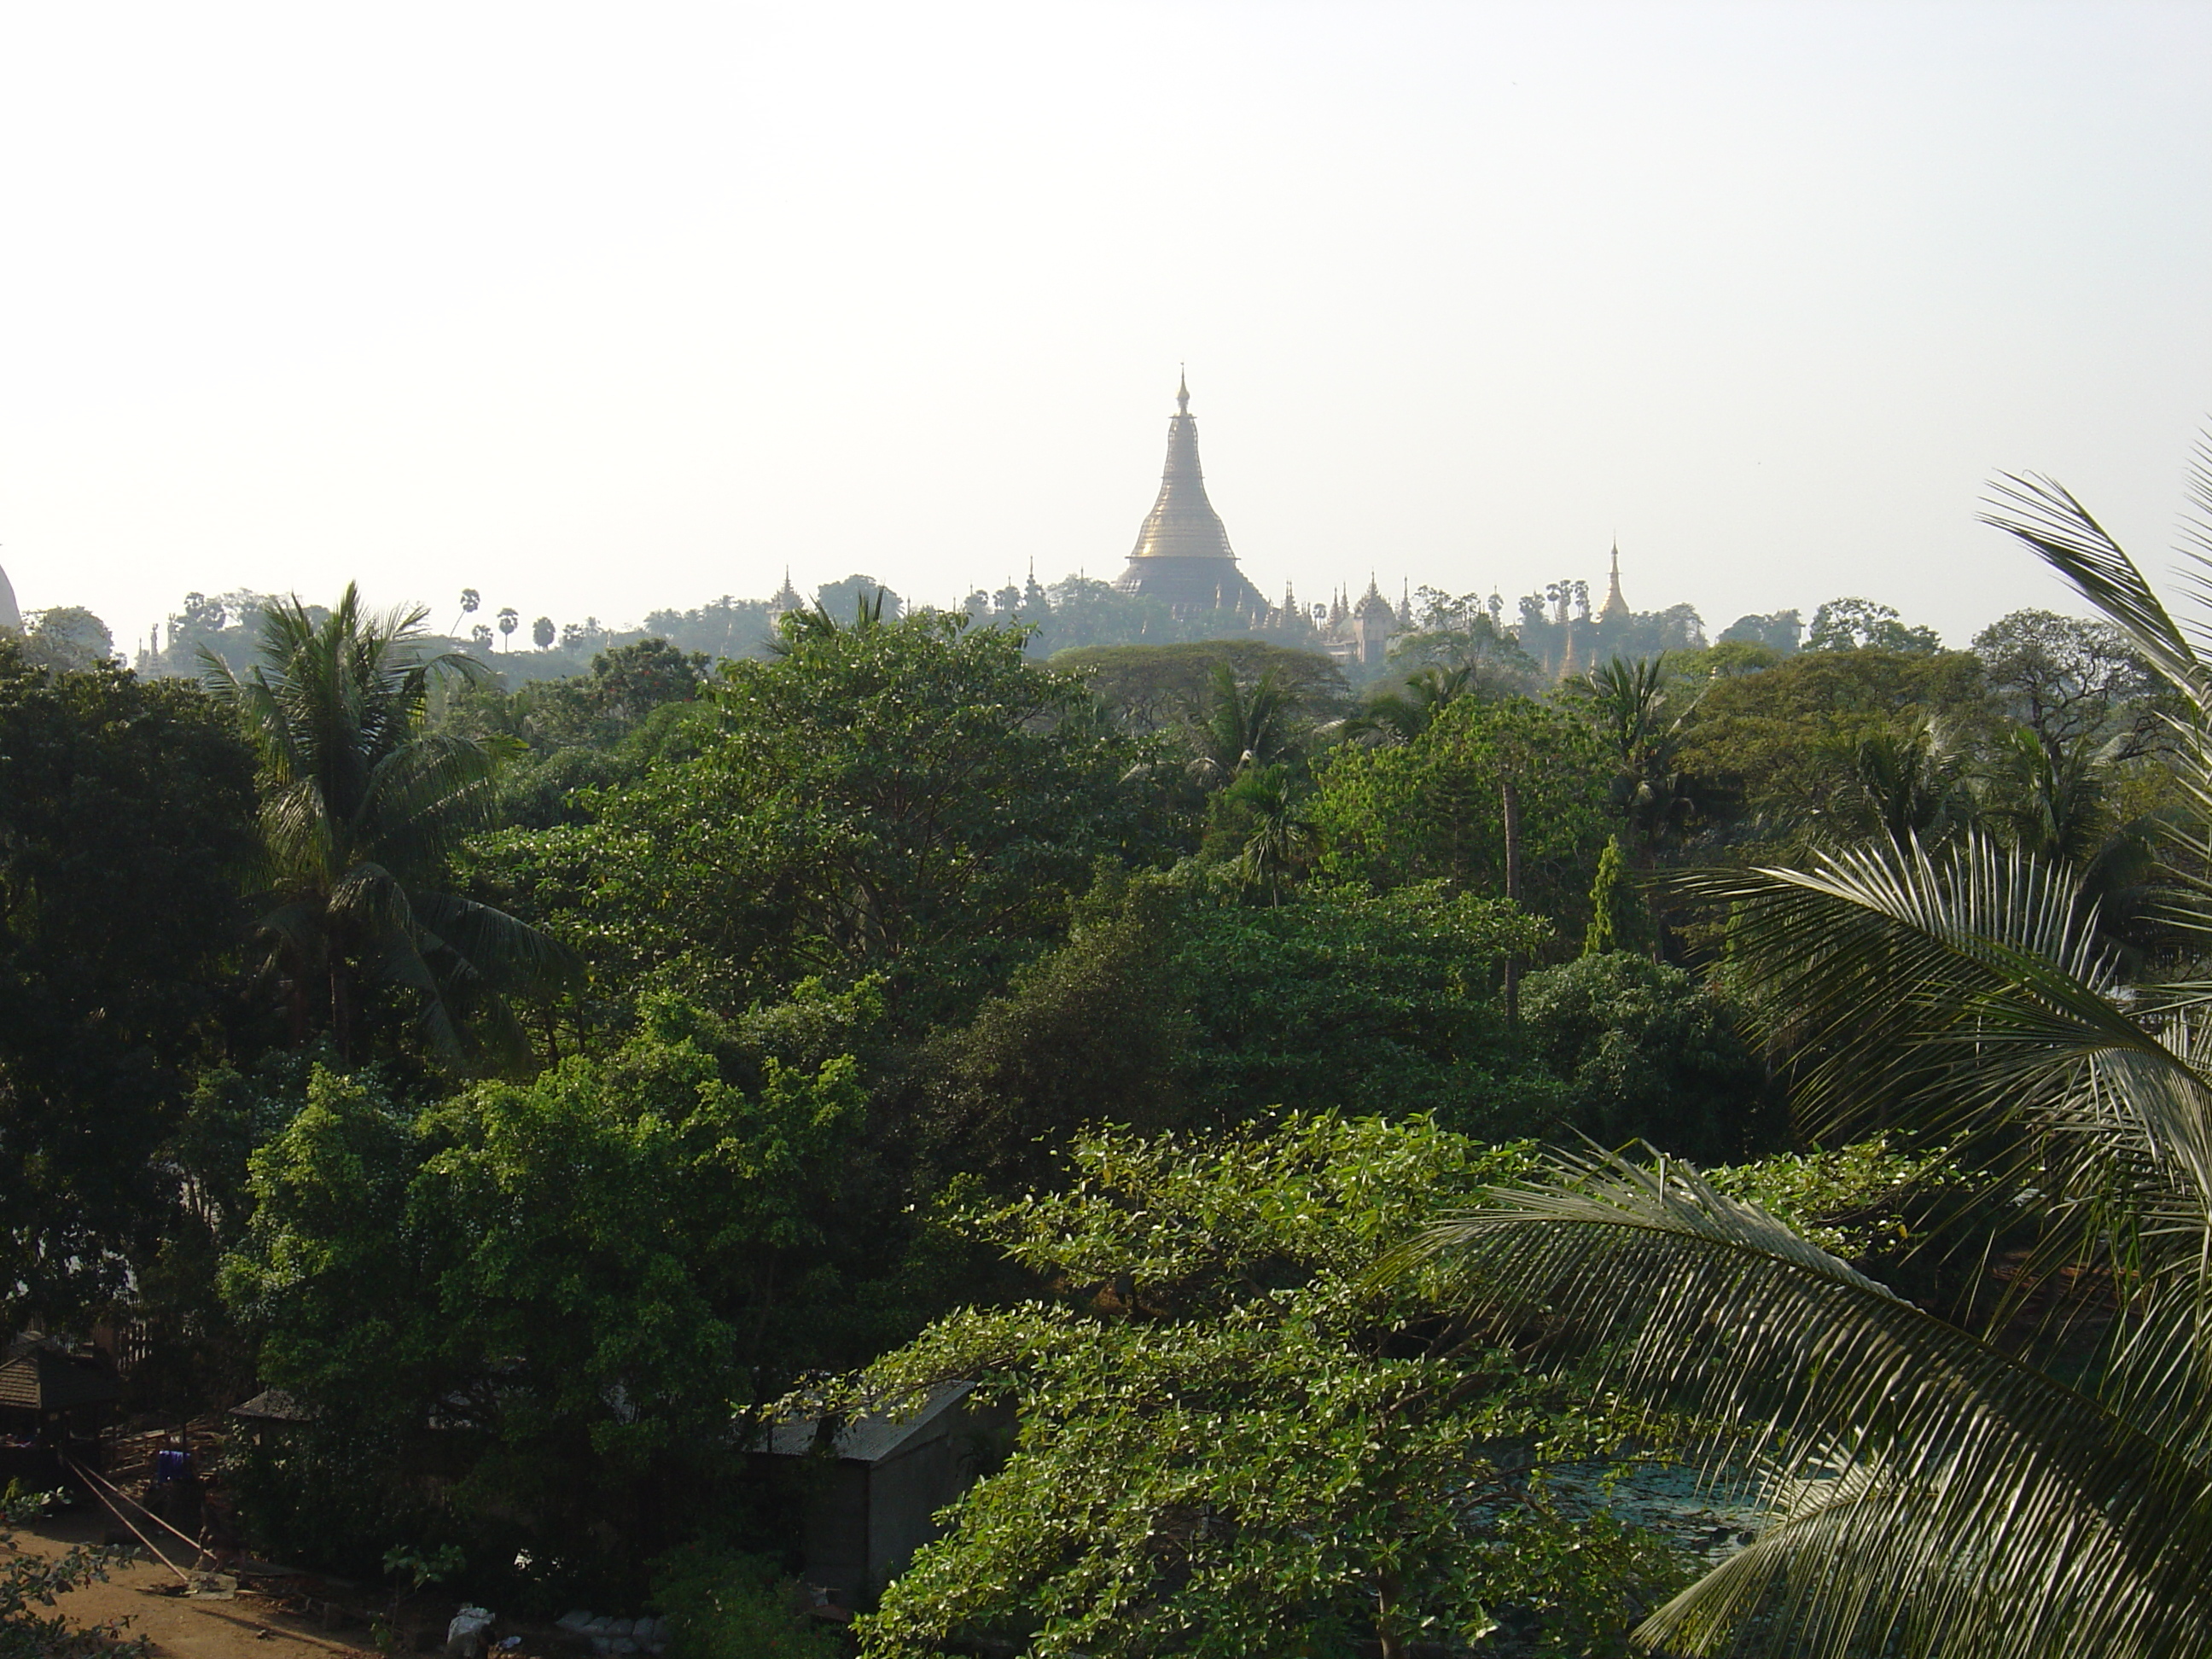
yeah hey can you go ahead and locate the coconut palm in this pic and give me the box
[1581,655,1735,859]
[1818,715,1977,850]
[1412,455,2212,1657]
[1215,763,1318,904]
[1344,663,1475,745]
[203,585,572,1063]
[1981,725,2164,962]
[1187,662,1300,788]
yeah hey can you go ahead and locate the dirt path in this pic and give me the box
[10,1507,377,1659]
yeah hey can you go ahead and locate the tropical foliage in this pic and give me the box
[203,585,570,1061]
[25,447,2212,1656]
[839,1115,1691,1659]
[0,638,257,1324]
[1412,457,2212,1657]
[221,1008,868,1586]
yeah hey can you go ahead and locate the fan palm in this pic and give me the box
[204,585,573,1063]
[1411,452,2212,1657]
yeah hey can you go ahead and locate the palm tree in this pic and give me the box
[1582,656,1717,859]
[1188,662,1299,787]
[1981,725,2163,962]
[1411,457,2212,1657]
[1214,764,1317,904]
[770,586,892,653]
[1344,664,1473,745]
[1817,715,1976,850]
[203,585,572,1063]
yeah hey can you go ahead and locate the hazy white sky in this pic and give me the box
[3,0,2209,654]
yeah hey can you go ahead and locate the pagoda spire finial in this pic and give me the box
[1176,365,1189,415]
[1599,539,1631,622]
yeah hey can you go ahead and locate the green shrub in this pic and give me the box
[1520,952,1784,1161]
[649,1545,841,1659]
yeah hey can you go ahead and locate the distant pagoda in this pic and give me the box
[1599,542,1630,622]
[1114,373,1268,615]
[0,560,19,633]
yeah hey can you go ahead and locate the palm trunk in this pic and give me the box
[330,963,353,1066]
[1502,774,1522,1027]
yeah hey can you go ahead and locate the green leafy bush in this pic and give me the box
[1519,952,1782,1161]
[649,1545,840,1659]
[832,1114,1692,1657]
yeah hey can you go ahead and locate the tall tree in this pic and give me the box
[1804,596,1942,654]
[1189,662,1301,786]
[1972,608,2166,758]
[569,608,1141,1022]
[1311,694,1608,926]
[1579,657,1735,864]
[203,585,570,1063]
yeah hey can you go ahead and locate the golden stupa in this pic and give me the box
[1114,373,1268,615]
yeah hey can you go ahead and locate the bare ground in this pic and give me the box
[10,1505,388,1659]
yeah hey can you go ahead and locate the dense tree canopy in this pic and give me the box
[0,641,257,1322]
[1051,639,1350,737]
[1672,646,1993,852]
[493,609,1144,1024]
[1310,695,1610,927]
[844,1115,1691,1659]
[223,1013,867,1584]
[26,481,2210,1657]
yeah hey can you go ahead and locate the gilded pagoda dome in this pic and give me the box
[0,562,20,634]
[1114,374,1268,615]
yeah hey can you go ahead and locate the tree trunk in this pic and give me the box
[1502,773,1522,1027]
[1376,1569,1407,1659]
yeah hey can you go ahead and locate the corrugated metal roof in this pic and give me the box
[756,1382,976,1464]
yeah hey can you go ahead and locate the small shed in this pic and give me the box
[0,1333,122,1485]
[0,1333,121,1420]
[751,1382,1010,1605]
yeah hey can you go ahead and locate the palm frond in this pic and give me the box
[1412,1150,2212,1659]
[1681,835,2183,1142]
[355,734,503,870]
[409,889,579,995]
[1981,474,2212,715]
